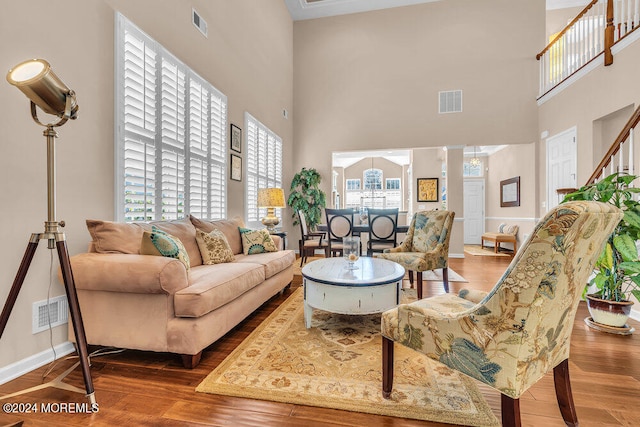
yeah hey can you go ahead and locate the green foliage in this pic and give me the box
[287,167,326,231]
[563,173,640,302]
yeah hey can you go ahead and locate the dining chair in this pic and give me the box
[366,208,399,257]
[324,208,356,257]
[297,210,329,265]
[381,201,622,427]
[378,210,454,298]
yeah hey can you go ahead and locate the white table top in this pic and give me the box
[301,257,405,287]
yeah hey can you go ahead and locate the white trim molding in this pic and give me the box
[485,217,538,222]
[0,341,75,385]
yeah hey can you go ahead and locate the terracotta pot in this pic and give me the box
[586,294,633,328]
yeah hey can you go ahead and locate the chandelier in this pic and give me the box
[470,146,481,167]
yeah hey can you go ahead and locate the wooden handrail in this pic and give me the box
[536,0,600,60]
[587,104,640,185]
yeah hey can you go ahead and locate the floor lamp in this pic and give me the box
[0,59,95,404]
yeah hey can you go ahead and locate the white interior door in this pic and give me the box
[464,180,485,245]
[547,127,577,211]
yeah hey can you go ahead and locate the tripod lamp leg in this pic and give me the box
[56,239,95,401]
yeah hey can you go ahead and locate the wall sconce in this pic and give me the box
[258,188,286,231]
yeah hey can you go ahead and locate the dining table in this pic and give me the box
[317,223,409,236]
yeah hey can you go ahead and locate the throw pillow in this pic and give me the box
[239,227,278,255]
[141,226,190,271]
[195,228,235,264]
[498,223,506,233]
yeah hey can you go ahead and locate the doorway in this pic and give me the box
[546,127,577,212]
[463,179,485,245]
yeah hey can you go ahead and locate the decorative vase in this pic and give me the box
[586,294,633,328]
[343,236,360,270]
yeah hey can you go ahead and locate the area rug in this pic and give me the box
[196,288,499,426]
[464,245,511,257]
[295,257,468,282]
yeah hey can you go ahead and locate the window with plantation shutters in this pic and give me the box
[246,113,283,224]
[116,13,227,222]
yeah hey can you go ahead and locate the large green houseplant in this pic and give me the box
[287,167,326,230]
[563,173,640,328]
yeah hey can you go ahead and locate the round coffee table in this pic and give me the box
[301,257,405,328]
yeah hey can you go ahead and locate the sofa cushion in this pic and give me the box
[239,228,278,255]
[174,263,265,318]
[190,216,245,255]
[195,229,235,264]
[141,227,190,271]
[86,219,150,254]
[151,217,202,267]
[234,250,295,279]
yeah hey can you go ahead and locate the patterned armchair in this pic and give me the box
[381,201,622,426]
[378,210,454,298]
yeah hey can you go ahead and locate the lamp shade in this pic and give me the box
[258,188,285,208]
[6,59,78,118]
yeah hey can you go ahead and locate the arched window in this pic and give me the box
[363,168,382,190]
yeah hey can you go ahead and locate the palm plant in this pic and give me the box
[563,172,640,302]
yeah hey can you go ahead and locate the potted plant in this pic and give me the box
[287,167,326,231]
[563,172,640,329]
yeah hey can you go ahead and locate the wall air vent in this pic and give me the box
[439,90,463,114]
[192,8,208,37]
[32,295,68,334]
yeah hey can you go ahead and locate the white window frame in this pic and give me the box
[115,13,227,222]
[245,112,283,226]
[346,179,361,191]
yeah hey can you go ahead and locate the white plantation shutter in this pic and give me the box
[116,14,227,221]
[246,113,283,223]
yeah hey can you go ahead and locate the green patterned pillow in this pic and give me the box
[239,227,278,255]
[195,228,235,264]
[140,226,190,271]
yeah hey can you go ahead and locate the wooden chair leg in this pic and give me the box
[408,270,414,285]
[416,271,423,299]
[554,359,579,426]
[442,267,449,293]
[181,351,202,369]
[382,336,394,399]
[501,394,522,427]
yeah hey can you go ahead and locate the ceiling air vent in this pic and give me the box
[439,90,462,114]
[192,8,208,37]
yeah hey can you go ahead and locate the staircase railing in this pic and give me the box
[587,104,640,185]
[537,0,639,98]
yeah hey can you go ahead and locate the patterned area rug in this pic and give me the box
[464,245,512,257]
[295,257,468,282]
[196,288,499,426]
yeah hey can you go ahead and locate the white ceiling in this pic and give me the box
[285,0,590,21]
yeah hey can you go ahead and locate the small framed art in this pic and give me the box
[231,154,242,181]
[500,176,520,207]
[417,178,439,202]
[230,124,242,153]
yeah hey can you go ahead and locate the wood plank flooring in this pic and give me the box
[1,253,639,426]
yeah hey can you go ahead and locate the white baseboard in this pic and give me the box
[449,253,465,259]
[630,307,639,323]
[0,341,76,385]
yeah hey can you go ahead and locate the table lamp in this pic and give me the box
[258,188,285,231]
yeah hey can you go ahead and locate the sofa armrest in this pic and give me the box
[69,253,189,295]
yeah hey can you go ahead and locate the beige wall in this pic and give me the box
[292,0,543,245]
[485,144,537,249]
[545,6,585,40]
[0,0,292,370]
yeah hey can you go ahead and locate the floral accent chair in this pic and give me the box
[378,210,455,298]
[381,201,622,427]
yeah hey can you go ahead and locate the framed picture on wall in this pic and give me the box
[500,176,520,207]
[231,154,242,181]
[230,124,242,153]
[417,178,439,202]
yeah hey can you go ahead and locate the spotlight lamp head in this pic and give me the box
[6,59,78,121]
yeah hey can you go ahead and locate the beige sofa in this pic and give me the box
[68,215,294,368]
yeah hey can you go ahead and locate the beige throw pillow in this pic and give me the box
[239,227,278,255]
[140,226,190,271]
[195,229,235,264]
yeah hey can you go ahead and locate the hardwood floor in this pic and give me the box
[1,253,639,426]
